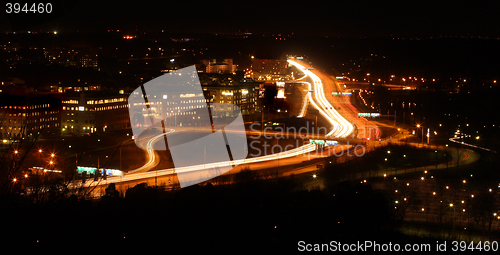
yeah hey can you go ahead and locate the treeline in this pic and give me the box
[0,169,429,253]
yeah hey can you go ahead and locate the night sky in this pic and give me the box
[1,0,500,37]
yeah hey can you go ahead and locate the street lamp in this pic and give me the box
[385,158,388,174]
[403,154,407,173]
[450,203,456,231]
[416,124,424,146]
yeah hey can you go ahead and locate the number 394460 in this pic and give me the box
[6,3,52,14]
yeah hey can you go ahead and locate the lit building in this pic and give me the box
[61,92,129,134]
[251,56,288,80]
[199,59,238,74]
[203,84,261,116]
[159,90,213,127]
[0,95,61,139]
[44,48,98,69]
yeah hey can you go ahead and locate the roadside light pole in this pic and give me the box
[38,149,43,167]
[404,154,407,173]
[450,203,456,231]
[417,124,423,146]
[385,158,388,175]
[445,144,449,170]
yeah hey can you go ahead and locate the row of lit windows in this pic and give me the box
[62,100,79,104]
[63,106,80,111]
[164,99,209,105]
[166,105,206,111]
[213,106,239,111]
[63,105,126,112]
[87,98,126,105]
[8,113,25,117]
[165,111,198,116]
[1,104,50,110]
[132,101,161,107]
[1,123,59,130]
[7,110,59,117]
[96,104,127,111]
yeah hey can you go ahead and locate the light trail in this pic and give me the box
[128,129,175,173]
[297,81,311,118]
[74,143,319,188]
[448,137,497,153]
[287,60,354,138]
[295,72,309,81]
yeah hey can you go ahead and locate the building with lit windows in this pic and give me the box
[0,95,61,140]
[203,84,261,117]
[44,48,98,69]
[199,59,238,74]
[157,91,213,127]
[251,56,288,80]
[61,92,129,134]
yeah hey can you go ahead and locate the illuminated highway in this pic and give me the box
[72,59,373,189]
[448,137,497,153]
[128,128,175,174]
[289,60,379,140]
[296,81,311,118]
[287,59,355,138]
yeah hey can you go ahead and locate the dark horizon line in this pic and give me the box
[2,30,500,40]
